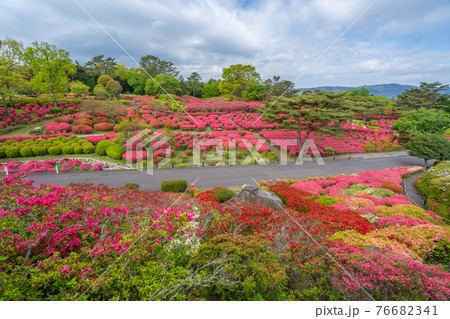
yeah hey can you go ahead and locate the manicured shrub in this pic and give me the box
[62,146,74,154]
[124,183,140,190]
[19,147,33,157]
[67,107,75,114]
[212,188,236,203]
[94,122,114,131]
[160,179,188,193]
[72,125,94,134]
[32,147,47,156]
[5,147,20,158]
[95,140,114,156]
[50,107,62,114]
[105,144,126,159]
[48,146,62,155]
[79,163,92,170]
[83,144,95,154]
[73,145,83,154]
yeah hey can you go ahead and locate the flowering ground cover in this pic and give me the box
[416,161,450,220]
[1,165,447,300]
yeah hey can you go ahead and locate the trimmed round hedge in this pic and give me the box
[105,144,126,160]
[95,140,114,156]
[160,179,188,193]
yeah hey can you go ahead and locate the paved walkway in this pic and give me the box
[403,171,426,208]
[29,153,423,192]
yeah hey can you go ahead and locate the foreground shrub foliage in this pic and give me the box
[0,166,449,301]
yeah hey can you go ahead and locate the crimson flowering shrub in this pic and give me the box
[269,184,375,235]
[0,178,202,300]
[93,122,114,131]
[45,122,72,133]
[72,125,94,134]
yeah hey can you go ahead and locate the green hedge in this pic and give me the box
[106,144,126,160]
[95,140,114,156]
[161,179,188,193]
[0,136,96,159]
[212,188,236,203]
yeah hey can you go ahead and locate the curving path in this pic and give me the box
[29,155,426,192]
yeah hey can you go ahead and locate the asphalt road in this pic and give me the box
[28,155,425,191]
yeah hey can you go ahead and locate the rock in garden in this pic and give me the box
[232,185,285,211]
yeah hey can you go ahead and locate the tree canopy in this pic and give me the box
[395,82,449,110]
[145,73,181,96]
[0,37,26,112]
[219,64,261,99]
[139,55,179,78]
[405,134,450,170]
[261,91,353,152]
[391,108,450,139]
[263,75,299,99]
[22,41,75,107]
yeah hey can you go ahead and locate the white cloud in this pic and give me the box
[0,0,449,86]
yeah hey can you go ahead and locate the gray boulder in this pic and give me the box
[232,185,285,211]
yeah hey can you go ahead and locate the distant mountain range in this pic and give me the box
[298,83,418,99]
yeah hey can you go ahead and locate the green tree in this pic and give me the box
[93,85,109,99]
[348,87,370,97]
[105,80,122,98]
[263,76,299,99]
[85,55,117,77]
[202,79,221,98]
[344,95,388,122]
[405,134,450,170]
[242,83,265,101]
[70,61,96,90]
[139,55,179,78]
[0,37,26,115]
[391,108,450,139]
[395,82,449,109]
[145,73,181,96]
[219,64,261,99]
[127,68,147,95]
[70,81,90,97]
[22,41,75,107]
[187,72,202,97]
[97,74,113,87]
[261,91,353,155]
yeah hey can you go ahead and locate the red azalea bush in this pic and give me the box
[94,122,114,131]
[72,125,94,134]
[45,122,72,133]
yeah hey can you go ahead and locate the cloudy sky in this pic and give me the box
[1,0,450,87]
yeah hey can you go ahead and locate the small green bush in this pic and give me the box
[161,179,188,193]
[48,146,62,155]
[50,107,63,114]
[105,144,126,159]
[67,107,75,114]
[124,183,140,190]
[0,146,6,158]
[19,147,33,157]
[32,147,47,156]
[62,146,74,154]
[83,144,95,154]
[73,145,83,154]
[5,147,20,158]
[266,151,278,161]
[316,196,340,206]
[95,140,114,156]
[212,188,236,203]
